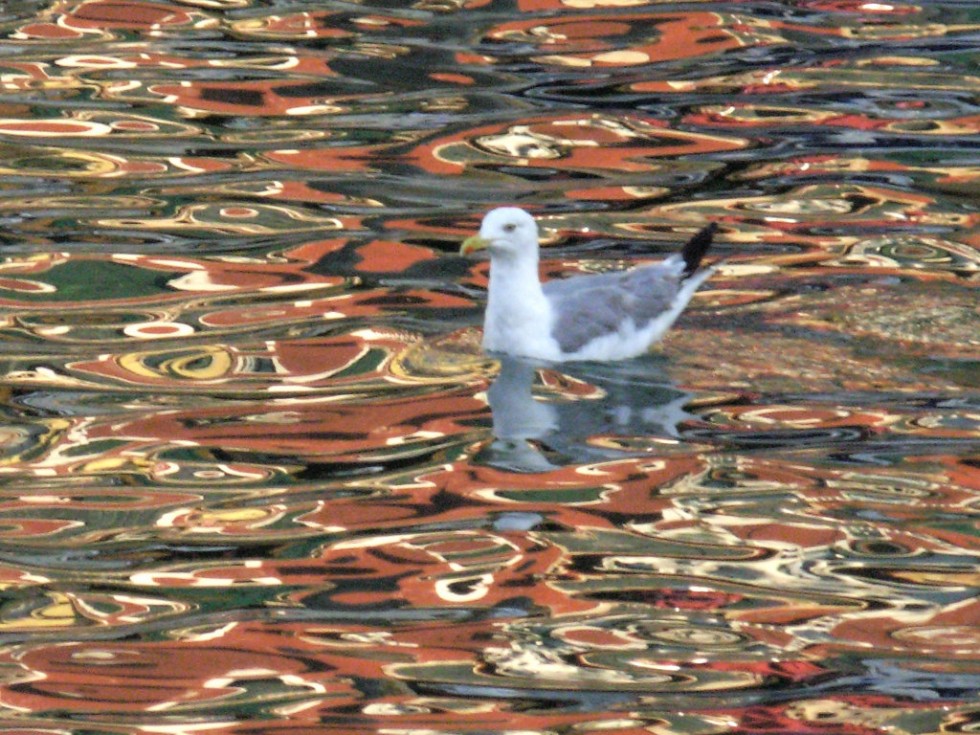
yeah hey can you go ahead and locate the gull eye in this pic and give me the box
[503,223,517,233]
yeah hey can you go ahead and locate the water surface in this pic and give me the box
[0,0,977,732]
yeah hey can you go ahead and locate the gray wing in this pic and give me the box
[544,261,682,355]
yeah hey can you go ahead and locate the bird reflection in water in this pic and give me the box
[477,353,694,472]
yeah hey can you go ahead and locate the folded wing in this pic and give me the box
[545,262,682,355]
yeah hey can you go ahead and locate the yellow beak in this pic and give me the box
[460,235,489,255]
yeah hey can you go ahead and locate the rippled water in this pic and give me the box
[0,0,977,732]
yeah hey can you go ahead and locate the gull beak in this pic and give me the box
[460,235,489,255]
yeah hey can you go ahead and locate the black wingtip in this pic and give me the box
[681,221,718,277]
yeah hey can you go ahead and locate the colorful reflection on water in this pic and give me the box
[0,0,977,732]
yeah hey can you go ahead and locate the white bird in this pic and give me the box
[461,207,718,362]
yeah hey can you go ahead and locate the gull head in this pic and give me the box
[460,207,539,260]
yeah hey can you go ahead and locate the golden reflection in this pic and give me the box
[230,12,353,40]
[97,204,347,235]
[391,329,497,382]
[481,12,745,67]
[418,113,747,175]
[0,592,78,631]
[0,146,252,178]
[828,236,980,273]
[116,345,236,381]
[0,194,161,212]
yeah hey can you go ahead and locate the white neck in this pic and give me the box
[482,251,555,359]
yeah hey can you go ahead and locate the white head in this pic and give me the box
[461,207,539,261]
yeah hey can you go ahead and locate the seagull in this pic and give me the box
[461,207,718,362]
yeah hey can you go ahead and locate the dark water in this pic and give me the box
[0,0,977,731]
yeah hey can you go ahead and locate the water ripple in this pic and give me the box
[0,0,976,732]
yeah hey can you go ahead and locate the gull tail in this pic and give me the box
[681,222,718,278]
